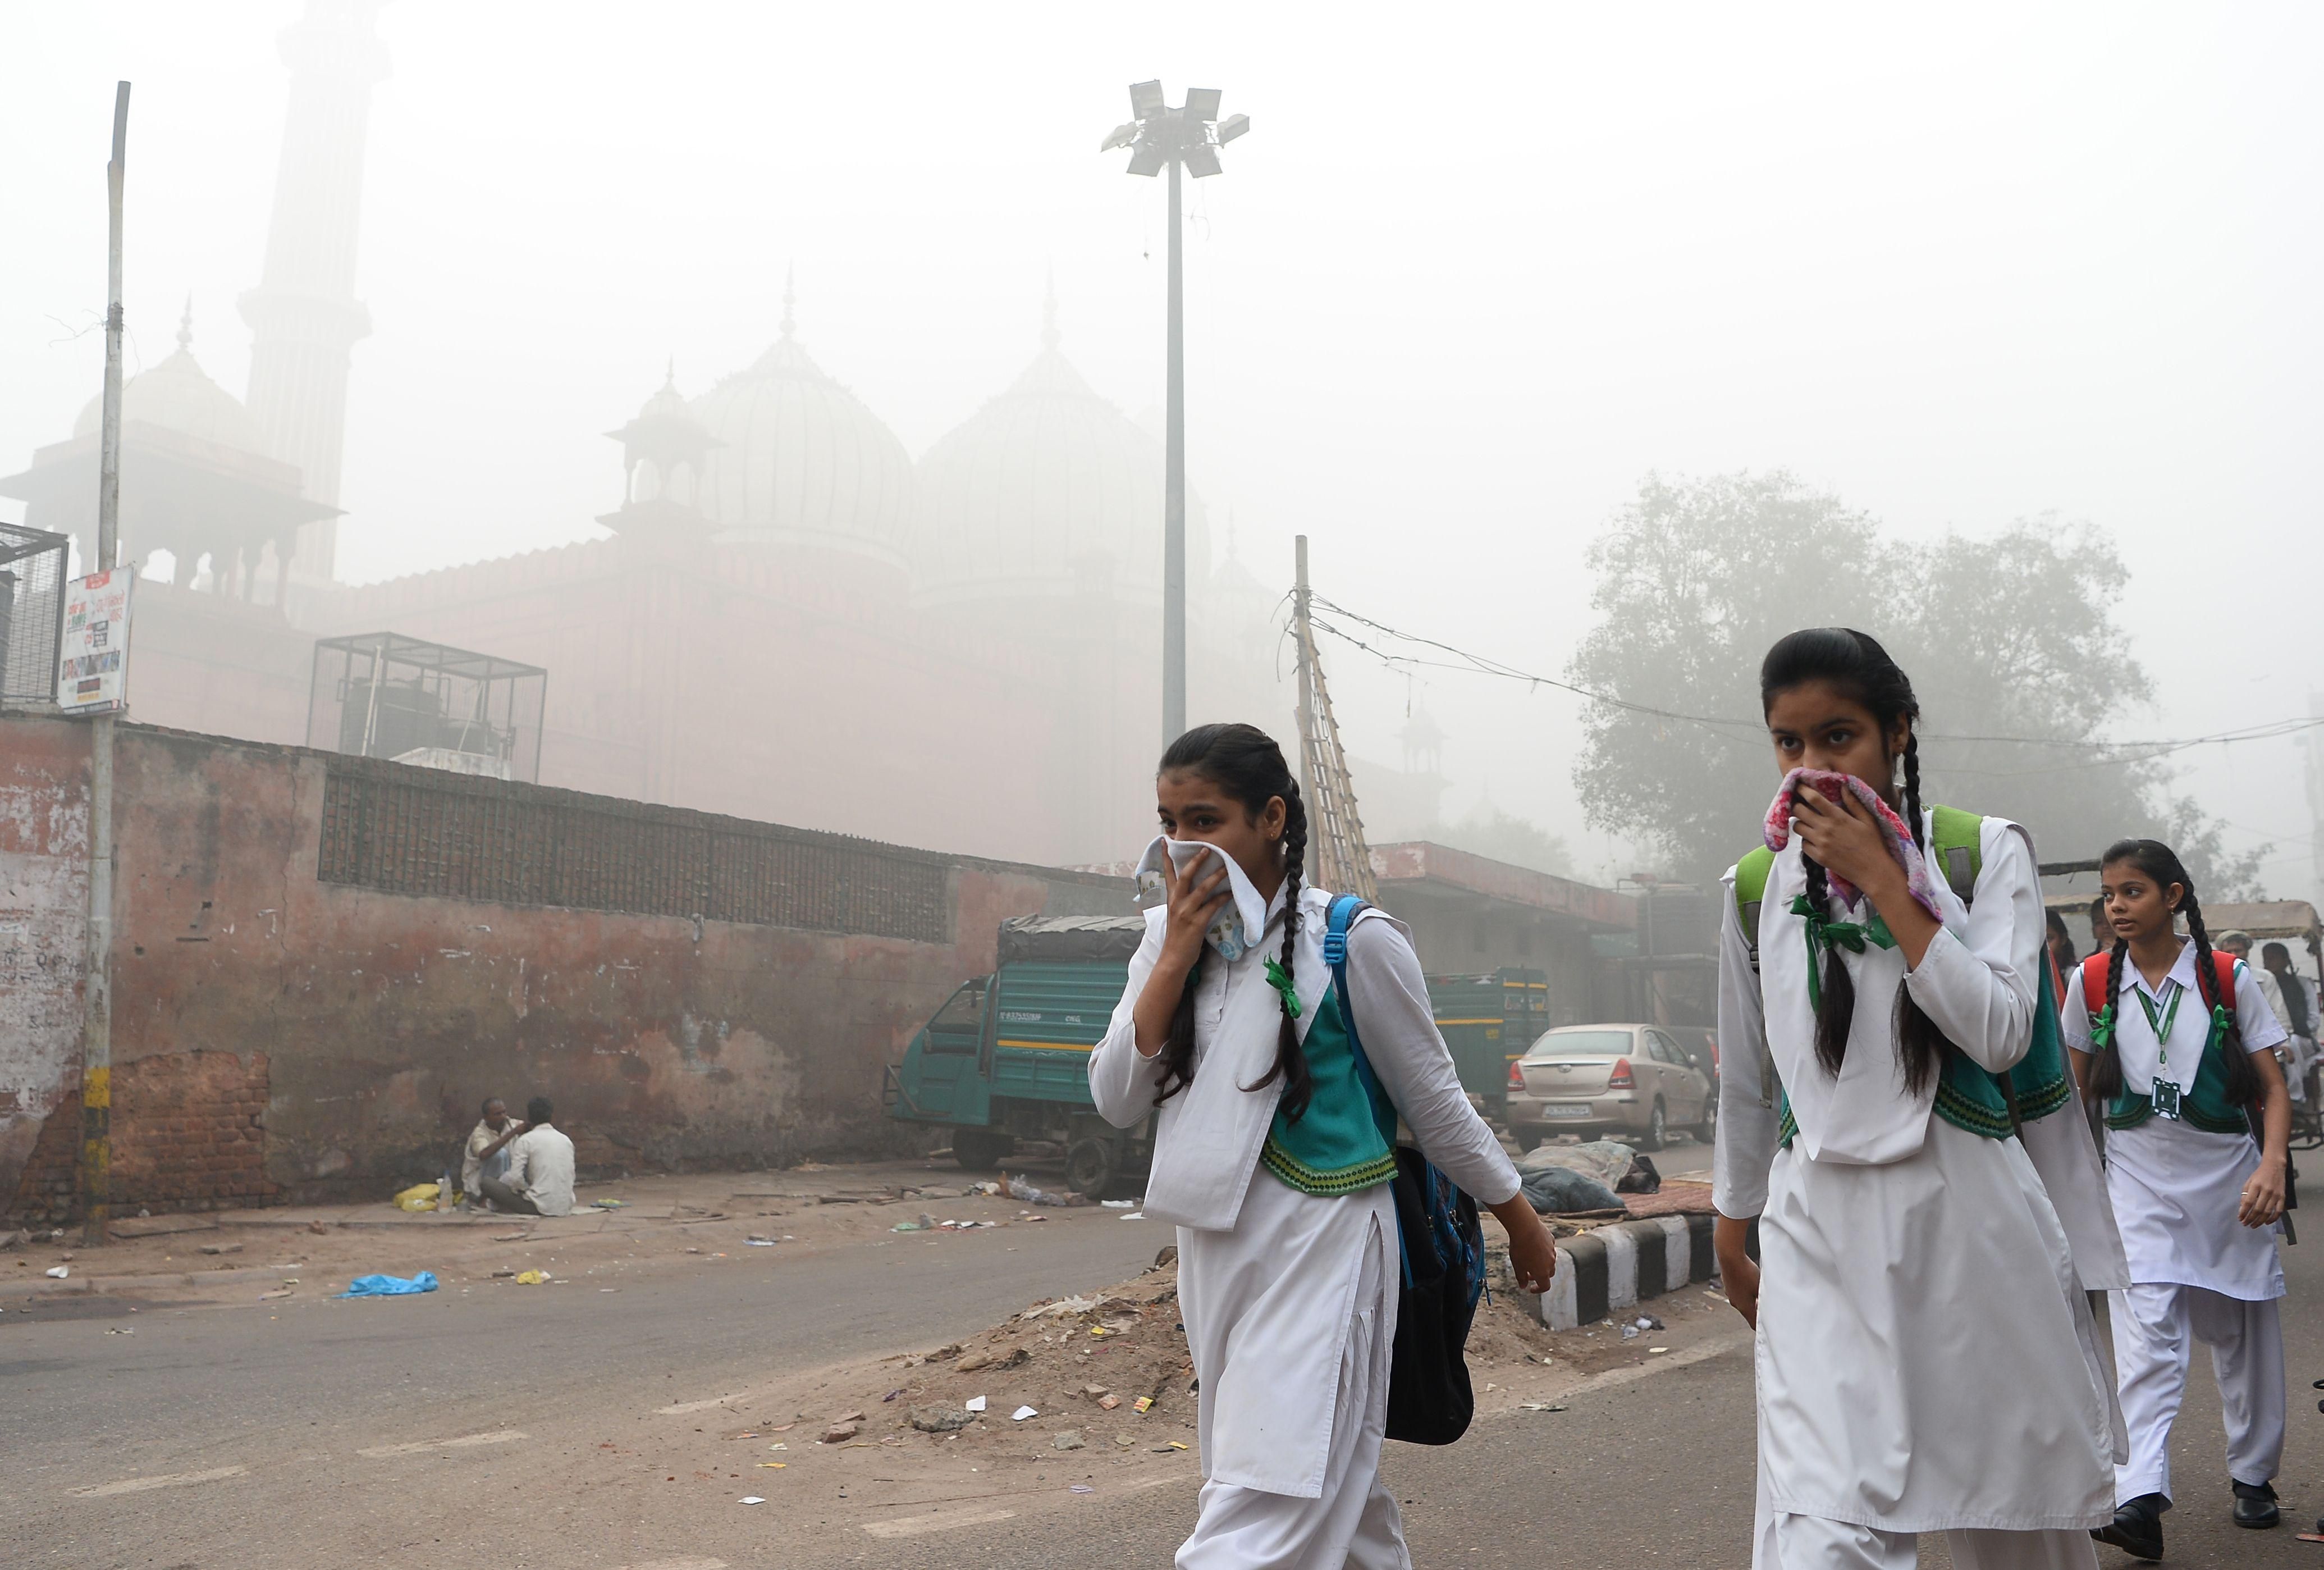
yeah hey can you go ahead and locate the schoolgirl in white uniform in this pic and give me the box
[2058,838,2293,1555]
[1714,628,2116,1570]
[1089,723,1559,1570]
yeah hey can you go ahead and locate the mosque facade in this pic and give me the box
[0,1,1287,870]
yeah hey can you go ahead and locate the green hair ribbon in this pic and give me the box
[1264,956,1302,1020]
[1788,893,1895,1011]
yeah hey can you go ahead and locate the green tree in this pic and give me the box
[1568,472,2265,896]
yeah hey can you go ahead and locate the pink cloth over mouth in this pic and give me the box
[1763,767,1946,921]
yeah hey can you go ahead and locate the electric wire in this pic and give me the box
[1303,594,2324,772]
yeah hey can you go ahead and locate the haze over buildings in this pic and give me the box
[4,2,2321,893]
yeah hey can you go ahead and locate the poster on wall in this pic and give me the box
[55,565,135,715]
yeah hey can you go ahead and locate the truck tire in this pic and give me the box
[952,1128,1014,1172]
[1065,1135,1123,1199]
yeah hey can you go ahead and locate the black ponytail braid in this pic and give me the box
[1802,853,1858,1081]
[2094,838,2261,1108]
[1242,783,1314,1122]
[1764,628,1946,1096]
[1147,724,1313,1122]
[2090,937,2131,1101]
[2179,887,2261,1106]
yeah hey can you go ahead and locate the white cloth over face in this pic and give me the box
[1714,813,2113,1536]
[2058,940,2286,1301]
[1136,836,1271,962]
[1090,887,1518,1233]
[2110,1281,2285,1500]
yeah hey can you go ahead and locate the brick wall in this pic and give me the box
[108,1052,278,1211]
[0,715,1129,1216]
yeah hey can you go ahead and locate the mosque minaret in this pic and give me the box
[238,0,390,582]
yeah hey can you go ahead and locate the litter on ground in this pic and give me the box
[337,1271,438,1298]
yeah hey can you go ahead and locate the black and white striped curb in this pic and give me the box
[1530,1214,1720,1331]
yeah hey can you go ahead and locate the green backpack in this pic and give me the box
[1733,806,2074,1142]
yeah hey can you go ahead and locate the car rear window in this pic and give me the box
[1525,1030,1632,1059]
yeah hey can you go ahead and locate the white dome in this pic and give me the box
[914,311,1207,604]
[690,305,913,564]
[76,304,269,456]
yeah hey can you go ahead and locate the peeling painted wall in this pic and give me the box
[2,717,1128,1214]
[0,720,88,1209]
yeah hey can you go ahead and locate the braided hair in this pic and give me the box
[2088,838,2260,1106]
[1149,724,1315,1122]
[1760,628,1947,1094]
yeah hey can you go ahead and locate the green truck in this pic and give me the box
[884,916,1152,1198]
[886,919,1559,1192]
[1424,966,1553,1117]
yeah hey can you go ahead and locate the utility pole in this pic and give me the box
[79,81,129,1248]
[1291,536,1376,900]
[1102,82,1250,746]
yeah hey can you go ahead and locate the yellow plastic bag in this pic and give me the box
[515,1270,547,1285]
[393,1181,441,1212]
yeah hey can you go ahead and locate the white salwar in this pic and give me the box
[1091,885,1519,1570]
[1715,814,2114,1568]
[2058,941,2289,1503]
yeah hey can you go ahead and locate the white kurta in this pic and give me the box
[2057,941,2286,1301]
[1090,886,1518,1514]
[1715,815,2115,1538]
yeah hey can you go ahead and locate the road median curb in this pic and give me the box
[1534,1213,1718,1331]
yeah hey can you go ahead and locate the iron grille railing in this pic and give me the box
[318,759,954,942]
[0,523,70,708]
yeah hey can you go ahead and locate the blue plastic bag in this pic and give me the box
[337,1270,438,1298]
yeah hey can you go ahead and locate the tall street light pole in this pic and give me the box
[81,81,130,1248]
[1102,81,1248,747]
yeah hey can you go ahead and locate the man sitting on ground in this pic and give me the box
[478,1097,575,1217]
[460,1097,525,1208]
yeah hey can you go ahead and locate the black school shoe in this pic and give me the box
[2092,1493,2168,1560]
[2232,1478,2281,1529]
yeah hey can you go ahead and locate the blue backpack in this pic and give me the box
[1327,893,1488,1446]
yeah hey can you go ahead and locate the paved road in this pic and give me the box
[14,1129,2314,1570]
[7,1213,1172,1568]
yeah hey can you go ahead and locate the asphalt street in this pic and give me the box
[11,1131,2317,1569]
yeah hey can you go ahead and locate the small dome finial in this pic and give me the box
[664,354,676,390]
[1042,268,1059,351]
[177,294,194,354]
[781,263,797,340]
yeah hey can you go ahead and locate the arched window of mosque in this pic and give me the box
[669,462,694,508]
[632,458,662,505]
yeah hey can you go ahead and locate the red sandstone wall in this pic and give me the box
[2,716,1124,1218]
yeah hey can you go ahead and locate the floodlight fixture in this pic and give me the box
[1098,80,1251,744]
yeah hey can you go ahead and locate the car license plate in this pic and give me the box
[1543,1103,1592,1119]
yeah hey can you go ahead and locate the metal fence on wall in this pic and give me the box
[0,523,70,708]
[318,760,954,943]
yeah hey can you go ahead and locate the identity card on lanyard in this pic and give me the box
[2138,983,2184,1120]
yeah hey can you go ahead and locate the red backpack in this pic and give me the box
[2079,949,2238,1024]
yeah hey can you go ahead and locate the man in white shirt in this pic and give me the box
[478,1097,576,1216]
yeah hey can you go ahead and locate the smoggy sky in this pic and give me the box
[6,3,2321,894]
